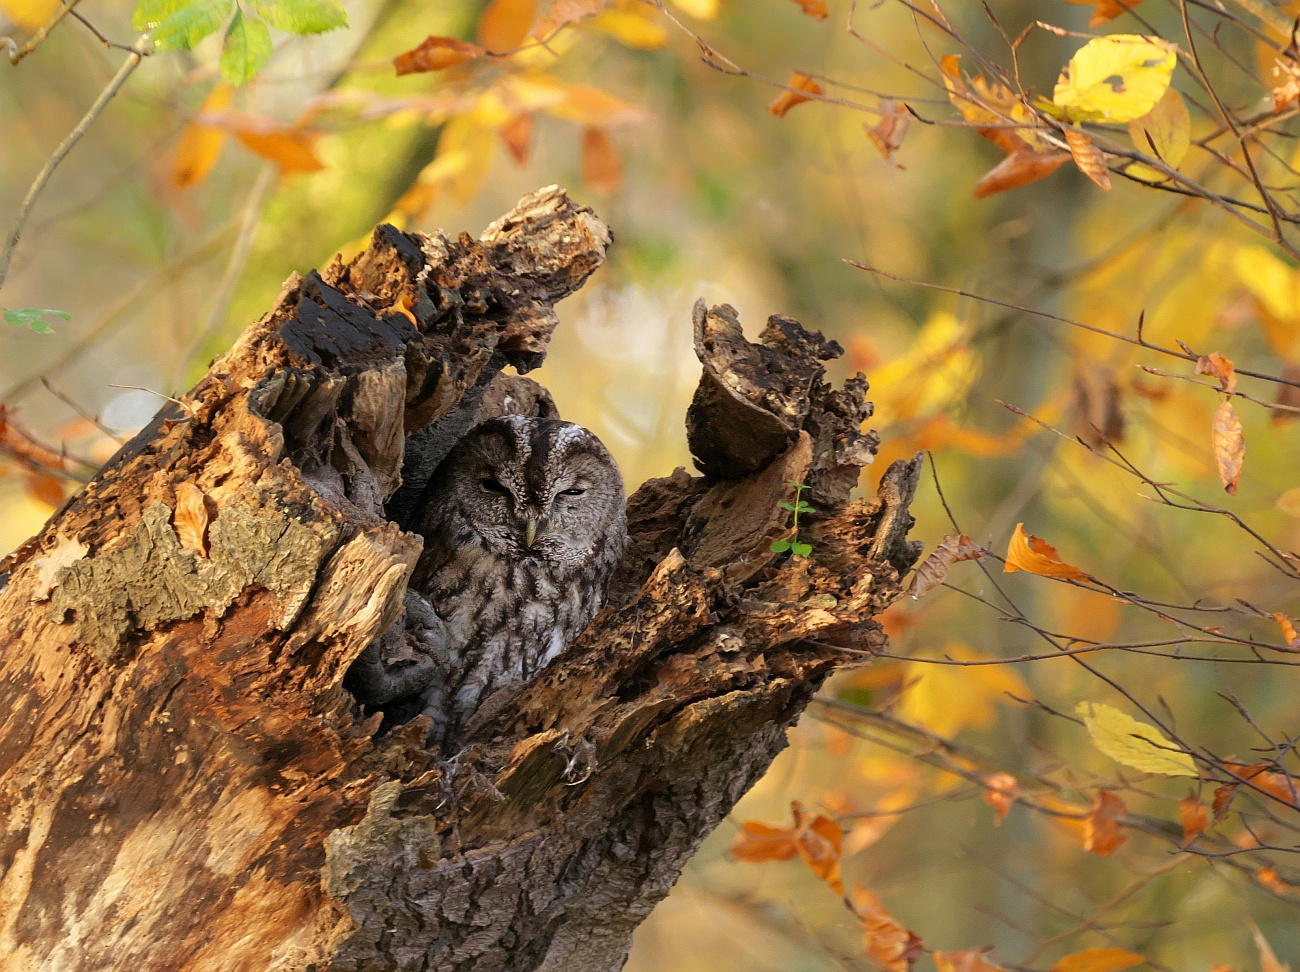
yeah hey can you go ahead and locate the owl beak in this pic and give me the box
[524,518,539,548]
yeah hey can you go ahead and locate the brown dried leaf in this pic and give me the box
[1004,522,1089,581]
[1051,949,1145,972]
[174,482,210,557]
[972,149,1071,198]
[394,35,487,74]
[907,533,982,598]
[1226,761,1300,808]
[982,771,1018,825]
[867,100,910,168]
[1271,57,1300,113]
[731,819,799,861]
[850,885,924,972]
[789,0,829,19]
[935,953,1006,972]
[533,0,604,35]
[769,71,824,118]
[1179,793,1209,842]
[581,126,622,195]
[797,811,843,895]
[478,0,537,52]
[1212,783,1237,822]
[731,802,843,897]
[1065,128,1112,190]
[1271,364,1300,424]
[1196,351,1238,394]
[1211,399,1244,495]
[500,113,535,166]
[1083,790,1126,857]
[1072,364,1125,448]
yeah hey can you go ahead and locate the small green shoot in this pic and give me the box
[770,479,814,559]
[4,308,69,333]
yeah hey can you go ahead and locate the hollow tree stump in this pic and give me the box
[0,187,921,972]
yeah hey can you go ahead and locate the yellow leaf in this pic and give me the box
[588,6,667,48]
[172,84,233,191]
[1127,86,1190,181]
[670,0,718,19]
[543,82,646,126]
[1051,948,1145,972]
[1076,701,1197,776]
[433,115,496,203]
[869,311,980,420]
[1051,35,1177,123]
[1004,523,1089,581]
[478,0,536,52]
[898,644,1029,738]
[0,0,59,30]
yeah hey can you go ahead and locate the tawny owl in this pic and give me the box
[406,415,628,749]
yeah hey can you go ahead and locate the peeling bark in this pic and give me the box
[0,186,920,972]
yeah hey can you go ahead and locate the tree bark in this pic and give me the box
[0,186,921,972]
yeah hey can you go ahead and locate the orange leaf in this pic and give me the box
[1083,791,1126,857]
[1196,352,1238,394]
[789,0,829,19]
[1065,128,1112,190]
[1004,523,1089,581]
[1211,399,1244,495]
[1212,783,1237,822]
[851,885,924,972]
[1179,793,1209,842]
[1274,613,1300,650]
[394,35,487,74]
[867,100,910,167]
[982,771,1018,825]
[731,819,800,861]
[1050,949,1145,972]
[907,533,982,598]
[25,472,65,509]
[769,71,824,118]
[1226,761,1300,807]
[1259,866,1294,895]
[500,113,535,166]
[935,953,1006,972]
[478,0,537,52]
[581,126,622,195]
[233,130,324,173]
[172,84,232,191]
[1271,57,1300,113]
[972,149,1071,199]
[796,812,844,895]
[1066,0,1144,27]
[174,482,210,557]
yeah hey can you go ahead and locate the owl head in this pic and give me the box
[434,415,626,568]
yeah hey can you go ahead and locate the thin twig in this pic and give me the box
[4,0,81,65]
[0,33,150,295]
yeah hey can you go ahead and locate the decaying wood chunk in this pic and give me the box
[0,188,919,972]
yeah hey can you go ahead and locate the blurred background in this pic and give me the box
[3,0,1299,966]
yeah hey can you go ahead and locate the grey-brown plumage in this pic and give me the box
[408,415,627,748]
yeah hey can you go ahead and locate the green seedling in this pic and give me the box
[4,307,69,333]
[770,480,814,559]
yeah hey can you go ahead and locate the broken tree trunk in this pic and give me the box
[0,187,922,972]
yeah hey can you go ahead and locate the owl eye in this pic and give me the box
[481,478,510,495]
[558,488,586,497]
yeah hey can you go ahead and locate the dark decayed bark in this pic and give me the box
[0,186,921,972]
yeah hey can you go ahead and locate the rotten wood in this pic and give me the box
[0,186,920,972]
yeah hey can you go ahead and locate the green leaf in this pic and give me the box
[1076,701,1198,777]
[791,541,812,557]
[769,539,792,553]
[134,0,191,31]
[780,501,795,511]
[151,0,233,50]
[247,0,346,34]
[4,307,70,333]
[220,7,273,85]
[796,501,814,513]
